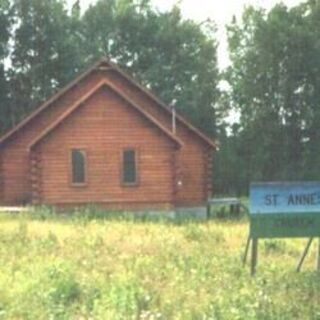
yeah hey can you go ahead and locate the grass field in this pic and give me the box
[0,208,319,319]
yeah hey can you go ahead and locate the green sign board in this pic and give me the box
[250,182,320,238]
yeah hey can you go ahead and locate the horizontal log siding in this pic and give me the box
[30,149,42,205]
[37,88,176,207]
[207,149,213,199]
[2,148,30,204]
[105,70,211,205]
[174,131,208,206]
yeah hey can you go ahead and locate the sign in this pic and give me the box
[250,182,320,238]
[244,181,320,275]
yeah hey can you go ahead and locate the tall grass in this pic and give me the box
[0,210,319,319]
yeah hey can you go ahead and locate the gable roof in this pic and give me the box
[28,79,183,150]
[0,57,217,149]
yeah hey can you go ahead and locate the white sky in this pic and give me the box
[68,0,304,69]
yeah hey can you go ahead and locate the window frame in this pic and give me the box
[121,148,139,187]
[70,148,87,187]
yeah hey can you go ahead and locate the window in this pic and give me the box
[122,149,137,185]
[71,149,86,185]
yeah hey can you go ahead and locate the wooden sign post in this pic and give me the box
[245,182,320,275]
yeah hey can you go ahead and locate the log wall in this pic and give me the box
[36,88,176,207]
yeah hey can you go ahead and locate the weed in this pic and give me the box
[184,224,205,241]
[263,240,287,255]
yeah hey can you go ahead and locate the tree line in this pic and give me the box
[0,0,320,195]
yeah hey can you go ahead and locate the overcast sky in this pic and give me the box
[67,0,304,68]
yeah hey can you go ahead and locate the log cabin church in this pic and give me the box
[0,58,216,213]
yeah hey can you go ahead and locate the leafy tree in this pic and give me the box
[225,1,320,193]
[82,0,220,136]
